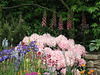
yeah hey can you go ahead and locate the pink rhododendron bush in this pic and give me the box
[22,33,87,75]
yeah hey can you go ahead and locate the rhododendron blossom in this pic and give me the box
[22,36,29,45]
[78,58,86,67]
[30,33,40,41]
[21,33,87,75]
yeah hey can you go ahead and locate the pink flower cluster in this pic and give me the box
[22,33,87,75]
[25,72,38,75]
[52,12,56,27]
[58,16,63,30]
[42,11,46,27]
[67,15,72,30]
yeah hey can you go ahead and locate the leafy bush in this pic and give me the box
[89,39,100,52]
[0,19,30,48]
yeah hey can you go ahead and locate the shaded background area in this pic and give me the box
[0,0,100,52]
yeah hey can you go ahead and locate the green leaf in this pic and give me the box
[97,13,100,16]
[62,18,67,21]
[90,23,98,27]
[91,40,97,42]
[84,30,90,34]
[96,2,100,6]
[88,7,99,13]
[78,5,88,11]
[93,14,97,18]
[71,5,77,12]
[96,46,99,50]
[73,18,79,22]
[89,43,96,51]
[89,39,100,51]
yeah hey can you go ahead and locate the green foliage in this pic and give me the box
[84,30,90,34]
[90,23,100,39]
[0,25,3,34]
[88,7,99,13]
[90,23,98,27]
[71,5,77,12]
[89,39,100,52]
[1,0,100,52]
[0,19,30,47]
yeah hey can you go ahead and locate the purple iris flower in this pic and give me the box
[27,49,30,52]
[3,50,7,54]
[31,41,34,43]
[29,46,32,49]
[23,51,27,54]
[17,49,21,52]
[6,49,11,54]
[29,43,35,47]
[22,46,28,50]
[35,45,38,48]
[8,49,13,53]
[0,57,3,62]
[12,47,15,50]
[34,48,39,51]
[10,55,15,58]
[15,67,18,71]
[0,52,3,55]
[7,49,12,53]
[18,44,21,47]
[3,55,9,60]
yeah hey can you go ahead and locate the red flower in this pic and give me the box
[22,42,25,46]
[48,59,52,63]
[9,47,11,49]
[37,51,41,55]
[9,47,14,49]
[41,57,45,61]
[47,54,51,58]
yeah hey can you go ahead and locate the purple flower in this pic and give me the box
[17,49,21,52]
[10,55,15,58]
[3,50,7,54]
[34,48,39,51]
[0,57,3,62]
[31,41,34,44]
[29,43,35,47]
[29,46,32,49]
[69,67,71,70]
[0,52,3,55]
[27,49,30,52]
[23,51,27,54]
[3,55,9,60]
[7,49,12,54]
[11,47,15,50]
[15,67,18,71]
[35,45,38,48]
[22,46,28,50]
